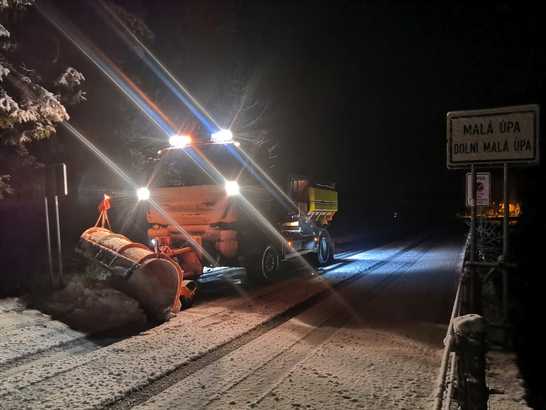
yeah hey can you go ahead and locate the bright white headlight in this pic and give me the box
[225,180,240,196]
[169,134,192,148]
[136,186,150,201]
[211,129,233,143]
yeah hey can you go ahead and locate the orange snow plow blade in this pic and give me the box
[77,227,185,322]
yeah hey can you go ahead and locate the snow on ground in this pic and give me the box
[0,275,147,393]
[135,281,349,409]
[255,327,440,410]
[0,240,410,409]
[0,298,84,369]
[487,351,531,410]
[136,237,448,410]
[0,298,25,313]
[35,276,147,333]
[0,235,464,409]
[246,239,458,410]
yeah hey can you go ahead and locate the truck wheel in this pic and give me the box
[315,233,334,266]
[251,245,280,282]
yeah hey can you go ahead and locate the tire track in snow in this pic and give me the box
[108,238,431,409]
[0,262,312,387]
[0,317,85,370]
[206,260,430,410]
[0,237,427,409]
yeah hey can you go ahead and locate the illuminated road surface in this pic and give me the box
[0,233,464,409]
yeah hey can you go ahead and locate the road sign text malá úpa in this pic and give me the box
[447,105,539,167]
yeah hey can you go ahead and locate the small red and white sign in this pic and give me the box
[466,172,491,207]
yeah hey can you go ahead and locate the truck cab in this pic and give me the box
[143,137,337,283]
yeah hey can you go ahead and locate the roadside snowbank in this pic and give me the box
[35,276,147,333]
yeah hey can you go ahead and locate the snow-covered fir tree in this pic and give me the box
[0,0,85,198]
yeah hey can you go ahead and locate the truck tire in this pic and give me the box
[248,245,280,282]
[314,232,334,266]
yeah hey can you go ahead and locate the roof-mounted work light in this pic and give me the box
[225,180,240,196]
[211,129,233,143]
[169,134,192,148]
[136,186,150,201]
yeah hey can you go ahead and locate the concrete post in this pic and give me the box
[453,314,488,410]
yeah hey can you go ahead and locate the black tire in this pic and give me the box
[180,280,197,309]
[314,232,334,266]
[248,245,280,282]
[180,295,194,309]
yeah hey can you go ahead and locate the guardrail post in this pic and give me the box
[469,165,477,312]
[453,314,488,410]
[502,162,510,330]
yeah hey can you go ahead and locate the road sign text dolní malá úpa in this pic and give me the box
[447,105,539,167]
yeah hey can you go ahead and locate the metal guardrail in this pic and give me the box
[432,232,471,410]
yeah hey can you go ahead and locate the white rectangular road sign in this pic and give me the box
[447,105,539,168]
[466,172,491,207]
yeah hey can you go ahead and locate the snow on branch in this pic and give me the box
[0,90,18,113]
[0,24,10,38]
[0,0,35,10]
[0,175,14,198]
[0,82,69,142]
[55,67,85,89]
[0,64,10,81]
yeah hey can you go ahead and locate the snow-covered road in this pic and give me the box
[0,233,464,409]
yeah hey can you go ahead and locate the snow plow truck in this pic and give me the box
[78,132,337,321]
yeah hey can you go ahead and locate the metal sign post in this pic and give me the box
[43,163,68,289]
[54,195,64,287]
[502,163,509,322]
[502,163,509,257]
[44,196,55,287]
[469,165,476,310]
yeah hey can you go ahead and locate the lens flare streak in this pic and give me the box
[95,0,221,133]
[63,123,216,265]
[42,3,340,290]
[38,3,176,137]
[227,144,299,214]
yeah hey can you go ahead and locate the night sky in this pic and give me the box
[17,1,546,231]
